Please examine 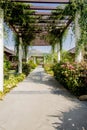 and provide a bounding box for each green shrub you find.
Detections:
[28,60,37,69]
[4,74,25,94]
[22,62,30,76]
[53,62,87,96]
[4,55,11,78]
[44,64,54,76]
[61,51,74,62]
[22,60,37,76]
